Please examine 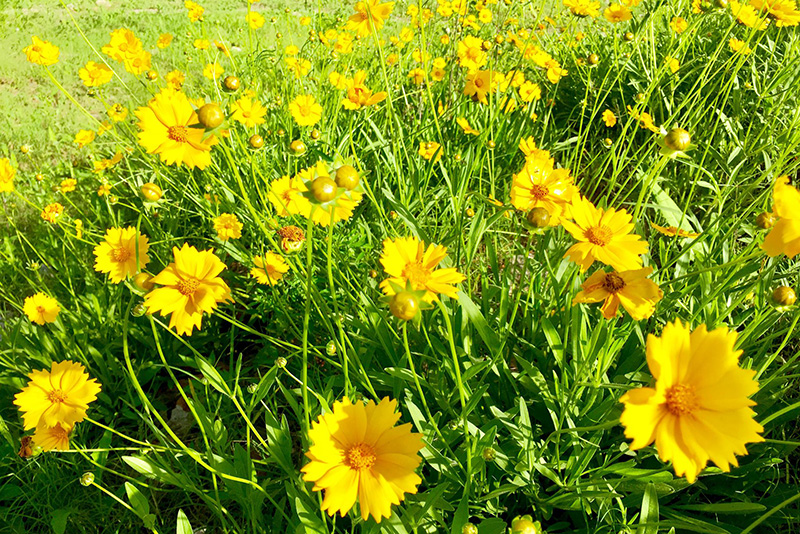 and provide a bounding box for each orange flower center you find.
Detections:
[344,443,377,470]
[47,389,67,404]
[36,305,46,315]
[402,262,431,287]
[602,272,626,293]
[177,278,200,295]
[585,225,613,246]
[475,78,485,88]
[529,184,549,200]
[168,125,189,143]
[111,247,131,263]
[665,384,698,415]
[51,425,69,439]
